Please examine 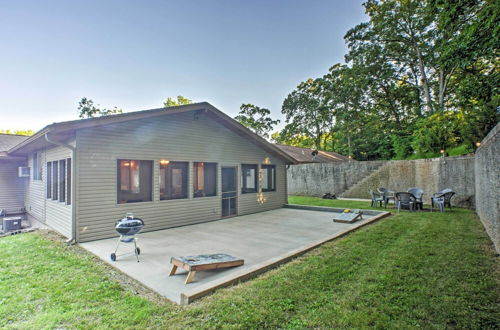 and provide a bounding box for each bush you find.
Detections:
[412,112,464,155]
